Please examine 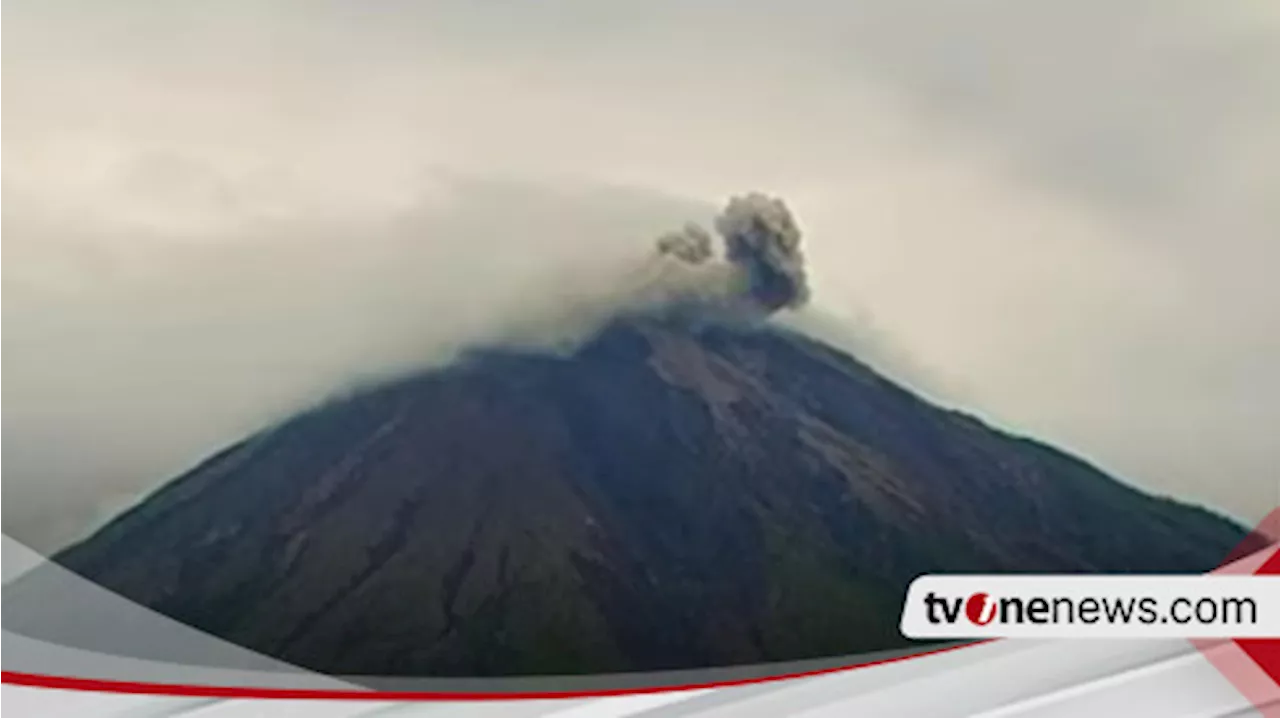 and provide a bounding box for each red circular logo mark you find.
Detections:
[965,592,995,625]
